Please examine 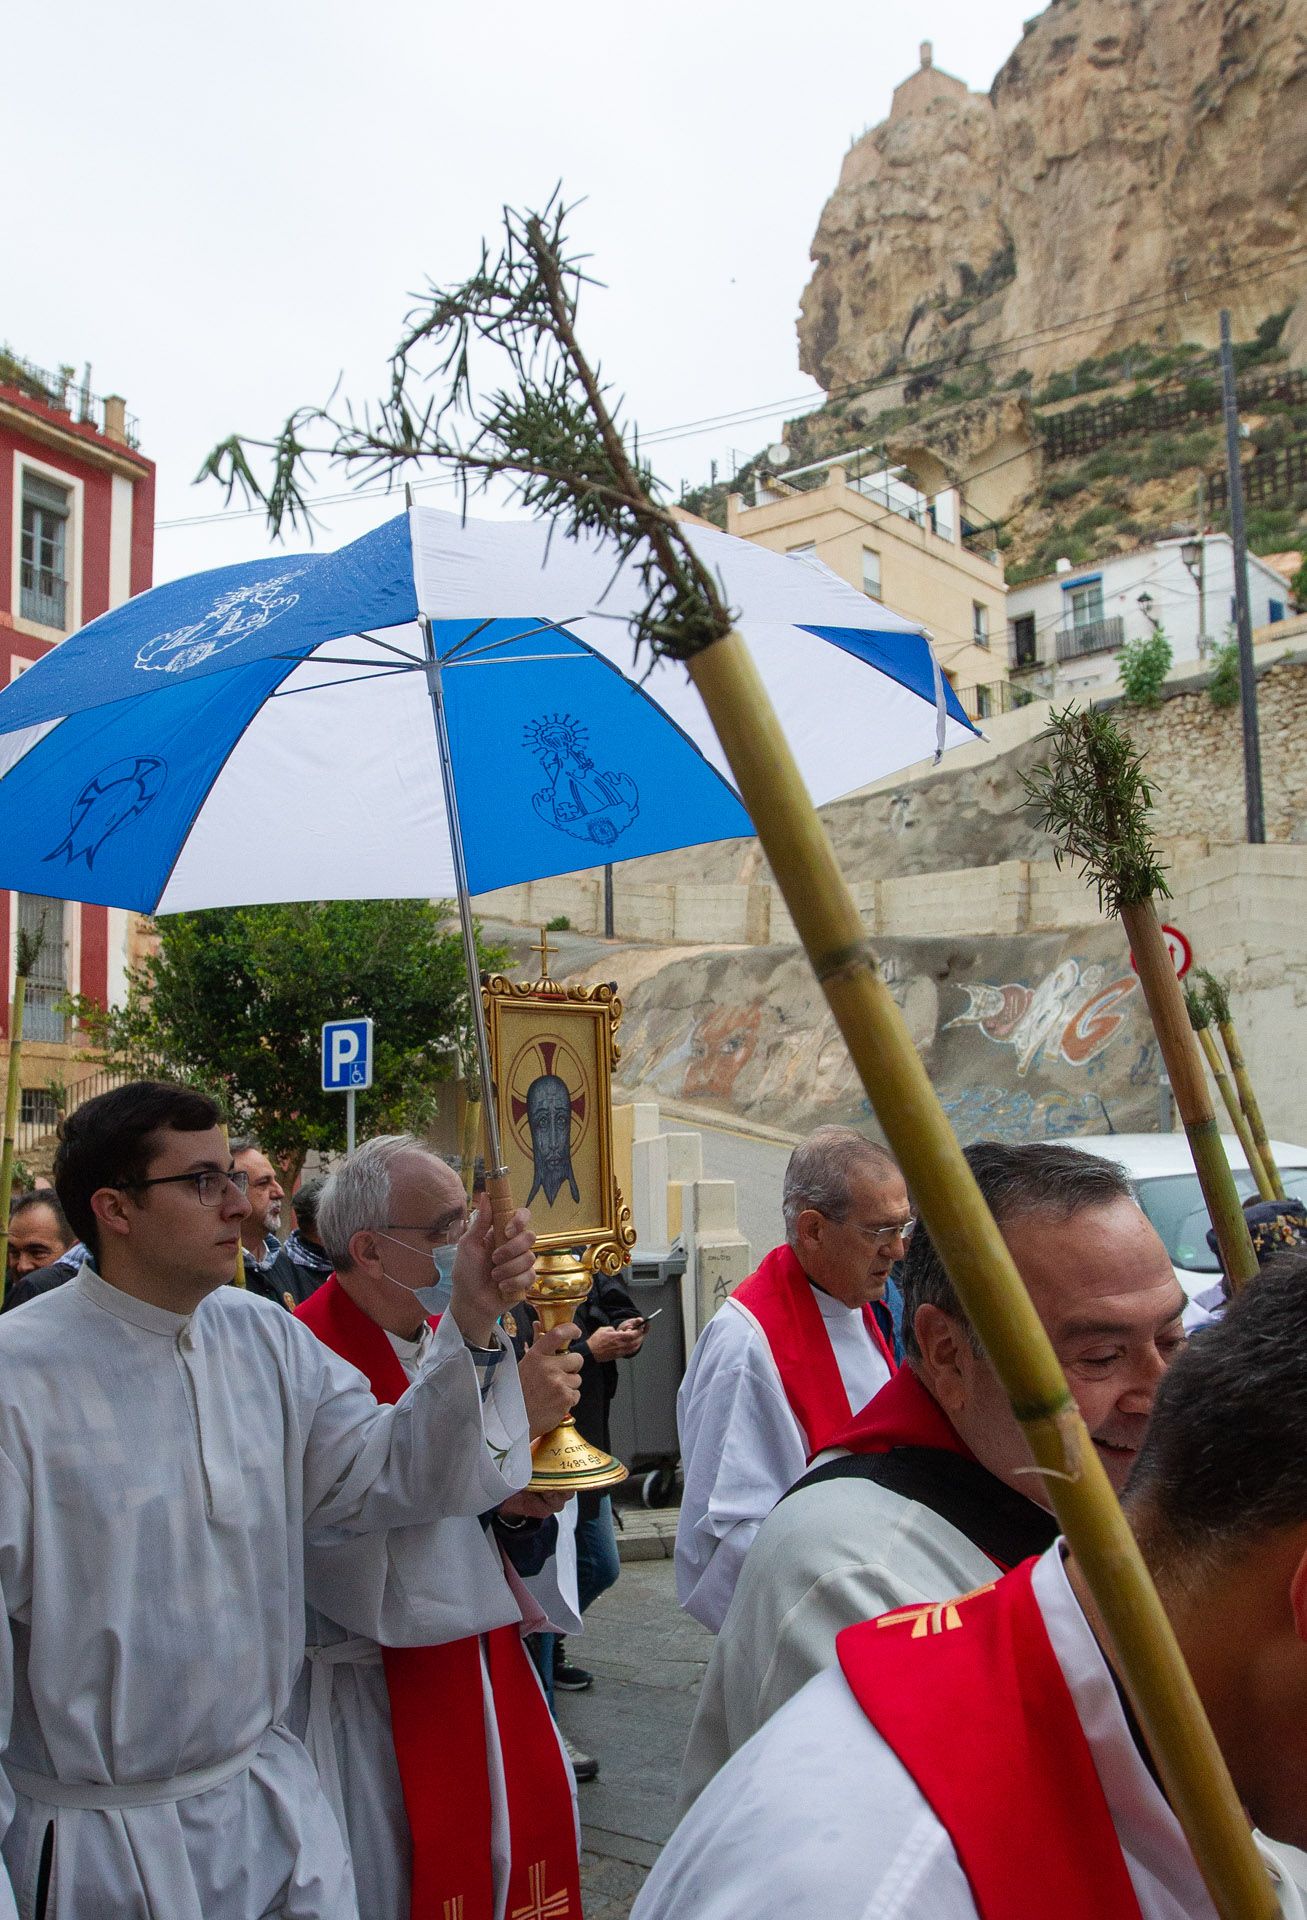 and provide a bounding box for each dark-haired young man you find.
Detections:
[0,1081,538,1920]
[680,1142,1186,1805]
[640,1263,1307,1920]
